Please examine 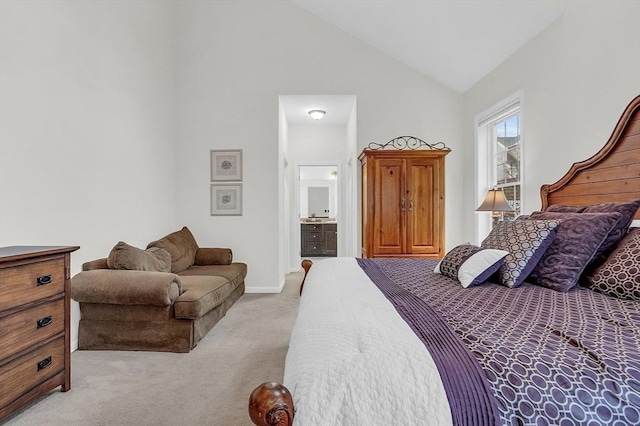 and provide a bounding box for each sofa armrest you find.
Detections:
[195,248,232,265]
[71,270,182,306]
[83,258,109,271]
